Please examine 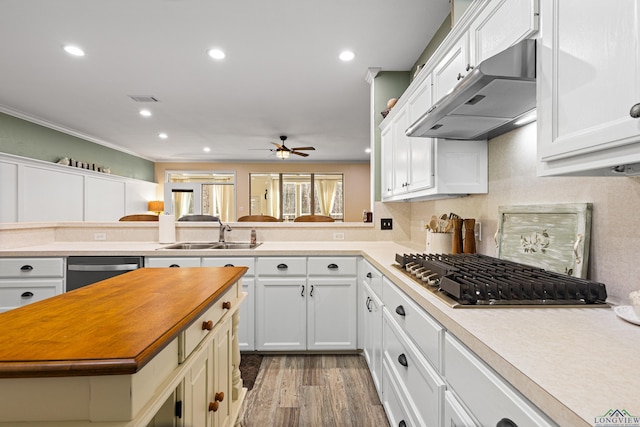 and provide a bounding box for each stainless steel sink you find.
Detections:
[157,242,261,250]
